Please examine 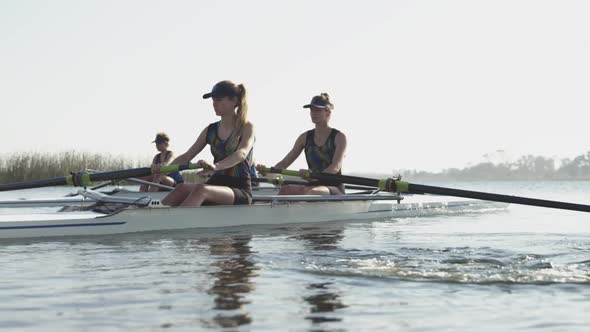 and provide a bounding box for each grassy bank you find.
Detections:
[0,151,206,184]
[0,152,144,183]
